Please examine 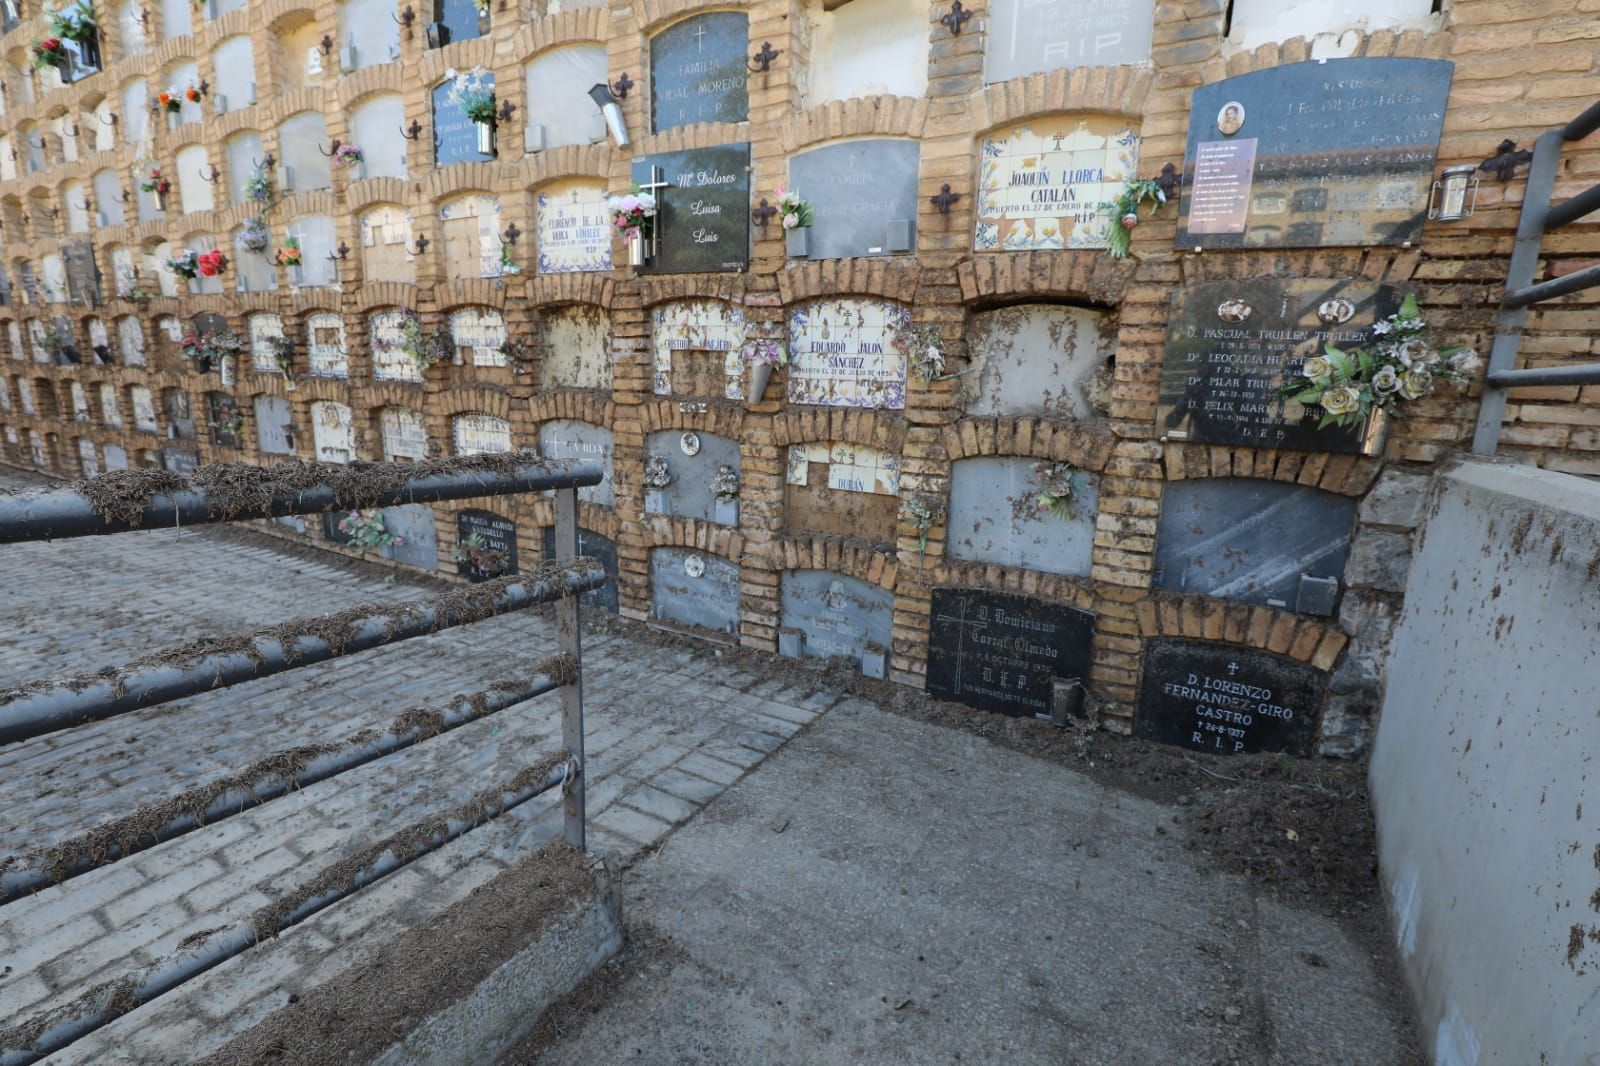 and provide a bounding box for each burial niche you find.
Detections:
[370,310,420,382]
[311,400,355,463]
[99,382,120,426]
[947,456,1098,577]
[538,419,613,505]
[787,297,908,409]
[306,312,347,378]
[456,509,517,582]
[381,504,439,571]
[524,45,607,151]
[380,406,428,460]
[787,141,919,260]
[650,548,740,635]
[785,441,900,543]
[538,305,611,390]
[984,0,1155,82]
[1153,479,1357,616]
[211,36,254,112]
[643,430,741,524]
[779,570,893,677]
[255,395,295,455]
[129,387,157,433]
[805,0,927,103]
[350,96,408,180]
[433,74,496,167]
[1136,639,1325,757]
[976,117,1139,253]
[360,205,415,283]
[540,526,620,613]
[535,180,610,274]
[248,313,285,374]
[650,13,748,133]
[339,0,401,70]
[449,308,507,367]
[439,194,502,281]
[278,112,333,193]
[453,413,512,455]
[963,304,1115,418]
[651,298,743,401]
